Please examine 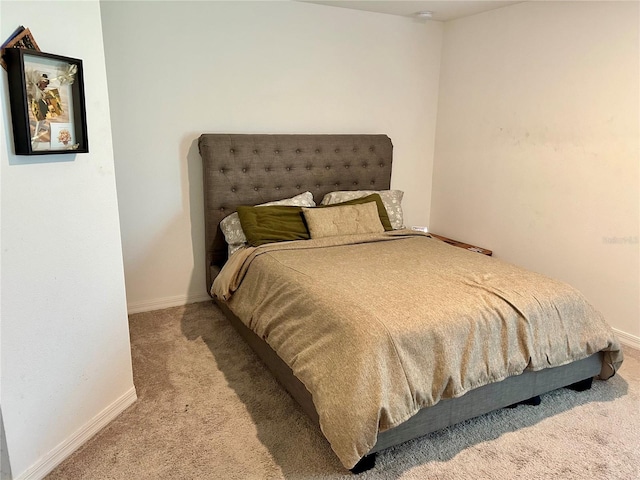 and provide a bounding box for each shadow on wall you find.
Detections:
[125,135,206,310]
[6,153,76,165]
[1,406,12,480]
[125,213,194,310]
[182,135,206,300]
[179,301,629,477]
